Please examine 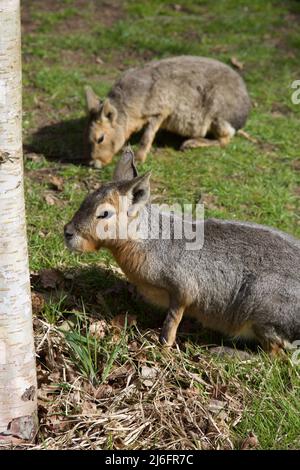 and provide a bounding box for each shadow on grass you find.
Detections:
[32,264,166,329]
[69,265,165,329]
[25,116,185,165]
[154,129,185,150]
[33,264,260,354]
[25,117,89,164]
